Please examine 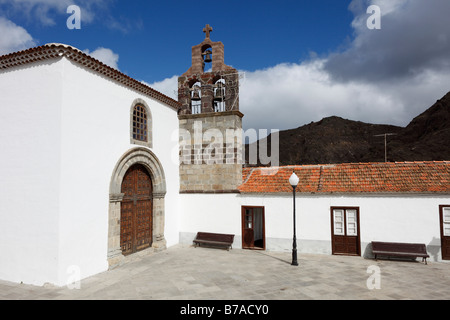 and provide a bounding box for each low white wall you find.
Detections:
[180,193,449,262]
[179,193,242,246]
